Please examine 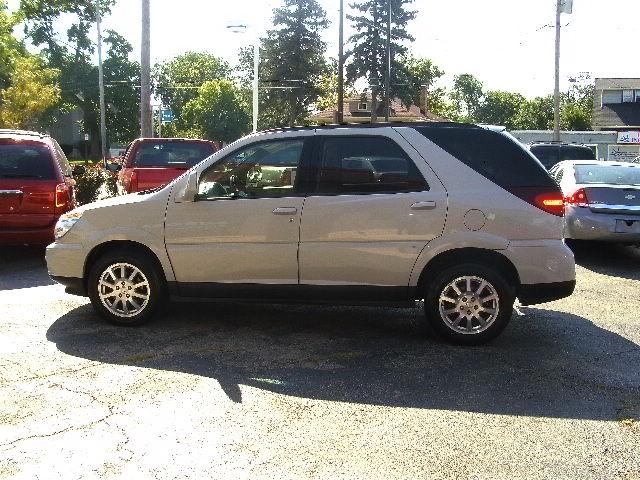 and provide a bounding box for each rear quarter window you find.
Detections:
[0,143,55,180]
[416,127,557,189]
